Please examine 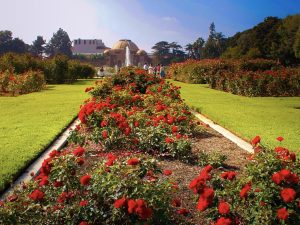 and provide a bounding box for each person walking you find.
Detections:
[148,63,154,75]
[156,64,161,77]
[160,64,165,78]
[143,63,148,71]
